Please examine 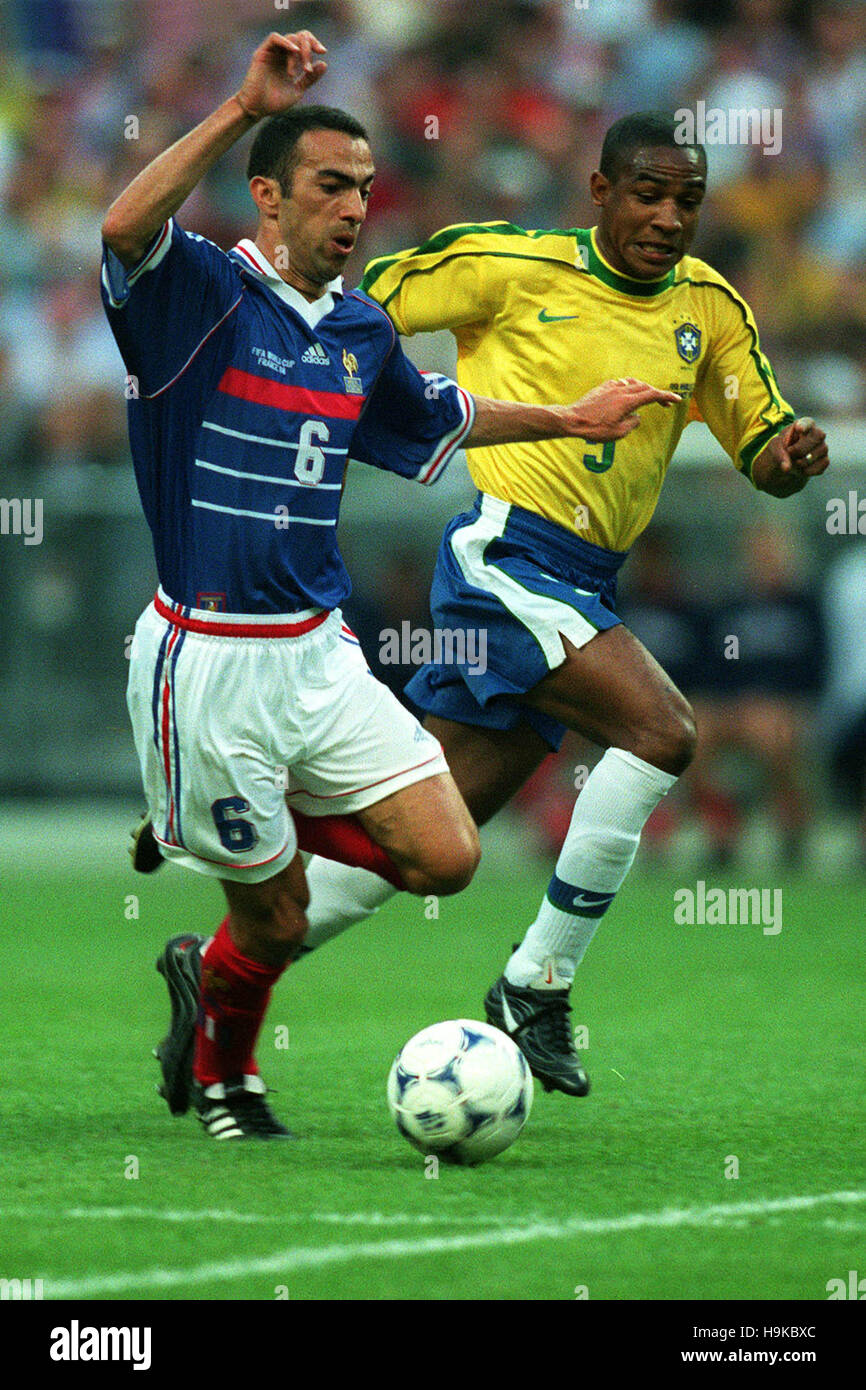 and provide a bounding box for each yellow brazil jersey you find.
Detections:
[359,223,795,551]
